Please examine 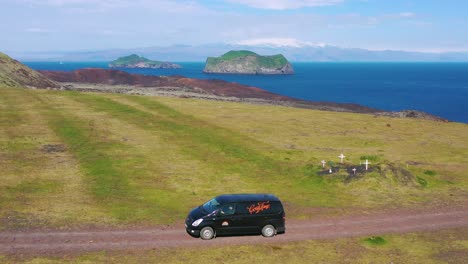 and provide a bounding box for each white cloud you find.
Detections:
[226,0,343,10]
[234,38,326,47]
